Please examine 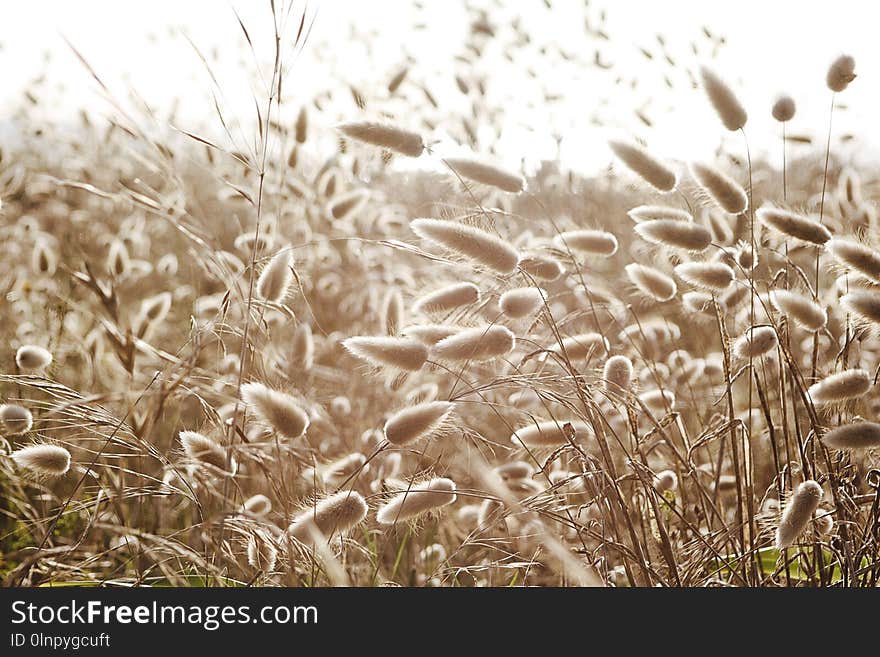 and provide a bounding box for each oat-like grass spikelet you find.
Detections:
[1,404,33,434]
[822,421,880,450]
[499,287,547,318]
[756,207,831,245]
[553,333,609,360]
[10,443,71,477]
[627,205,692,223]
[337,121,424,157]
[608,139,677,192]
[689,162,748,214]
[625,263,677,301]
[380,287,404,335]
[401,324,461,346]
[384,401,455,446]
[554,229,618,256]
[807,369,871,405]
[699,66,748,131]
[770,291,827,331]
[431,325,515,361]
[674,261,735,291]
[721,283,749,311]
[518,253,564,281]
[603,355,633,393]
[343,336,428,371]
[242,494,272,518]
[733,326,778,359]
[776,480,823,549]
[634,219,712,252]
[179,431,227,470]
[288,491,369,542]
[410,218,520,274]
[444,157,525,193]
[376,477,457,524]
[511,419,592,447]
[826,55,856,92]
[840,290,880,325]
[16,345,52,372]
[772,95,796,122]
[412,282,480,314]
[682,291,714,315]
[241,382,310,438]
[256,248,293,303]
[141,292,173,323]
[826,237,880,284]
